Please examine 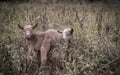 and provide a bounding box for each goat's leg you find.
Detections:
[37,51,41,67]
[26,46,34,72]
[40,35,51,71]
[28,45,34,56]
